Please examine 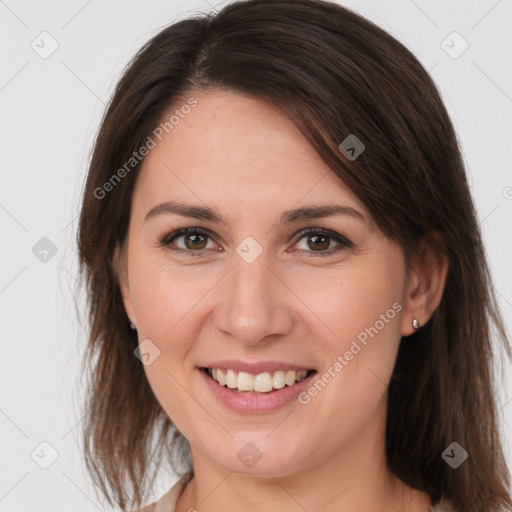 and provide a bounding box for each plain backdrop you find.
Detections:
[1,0,511,510]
